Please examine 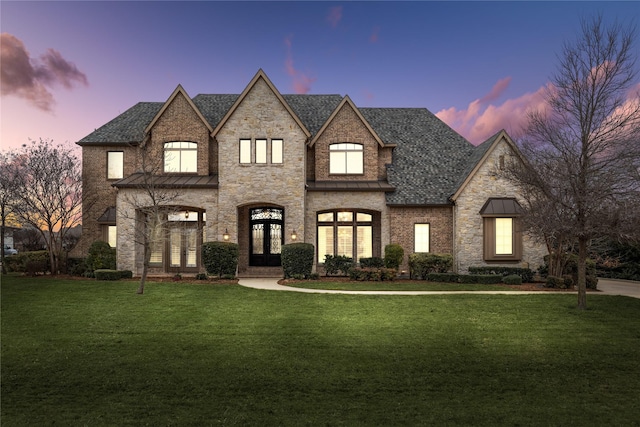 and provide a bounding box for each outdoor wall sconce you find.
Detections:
[291,230,297,241]
[184,210,190,219]
[223,229,230,241]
